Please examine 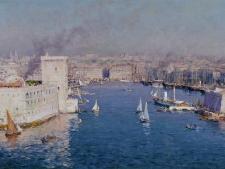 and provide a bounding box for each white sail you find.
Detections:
[79,79,84,86]
[173,86,176,101]
[84,98,89,102]
[164,92,168,100]
[92,99,99,111]
[150,90,153,95]
[137,98,142,111]
[139,112,145,119]
[143,102,149,120]
[16,124,23,132]
[77,88,82,100]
